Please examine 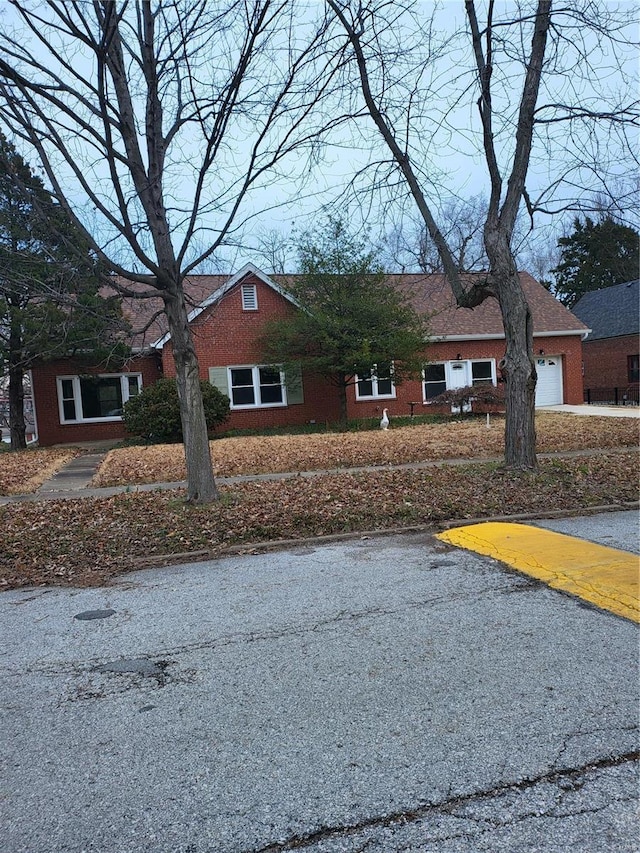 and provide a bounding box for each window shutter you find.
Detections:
[285,364,304,405]
[208,367,229,398]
